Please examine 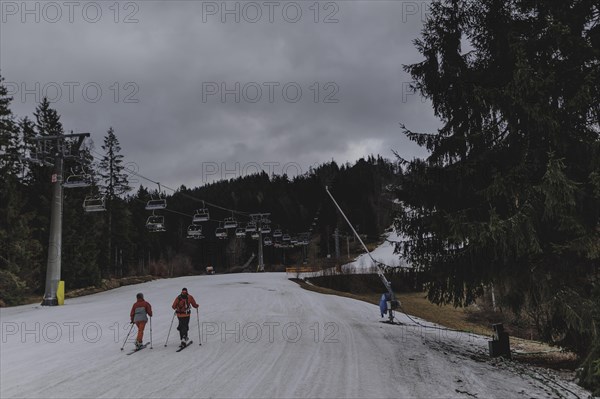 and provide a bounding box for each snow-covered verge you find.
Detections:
[341,230,408,273]
[291,230,408,278]
[0,273,593,399]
